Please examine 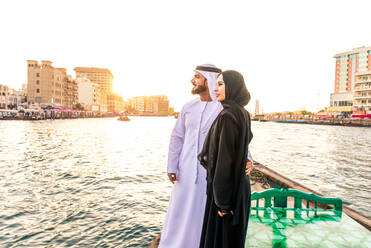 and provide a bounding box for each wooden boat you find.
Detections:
[148,162,371,247]
[118,116,131,121]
